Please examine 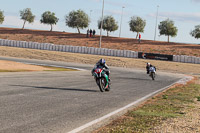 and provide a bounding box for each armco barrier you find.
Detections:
[191,56,195,64]
[173,55,177,62]
[0,39,199,64]
[173,55,200,64]
[187,56,192,63]
[180,55,185,63]
[178,55,181,62]
[124,50,128,57]
[126,50,130,57]
[97,48,101,55]
[100,48,105,55]
[10,40,13,47]
[110,49,114,56]
[8,40,11,46]
[113,50,117,57]
[87,47,91,54]
[195,57,199,64]
[61,45,64,51]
